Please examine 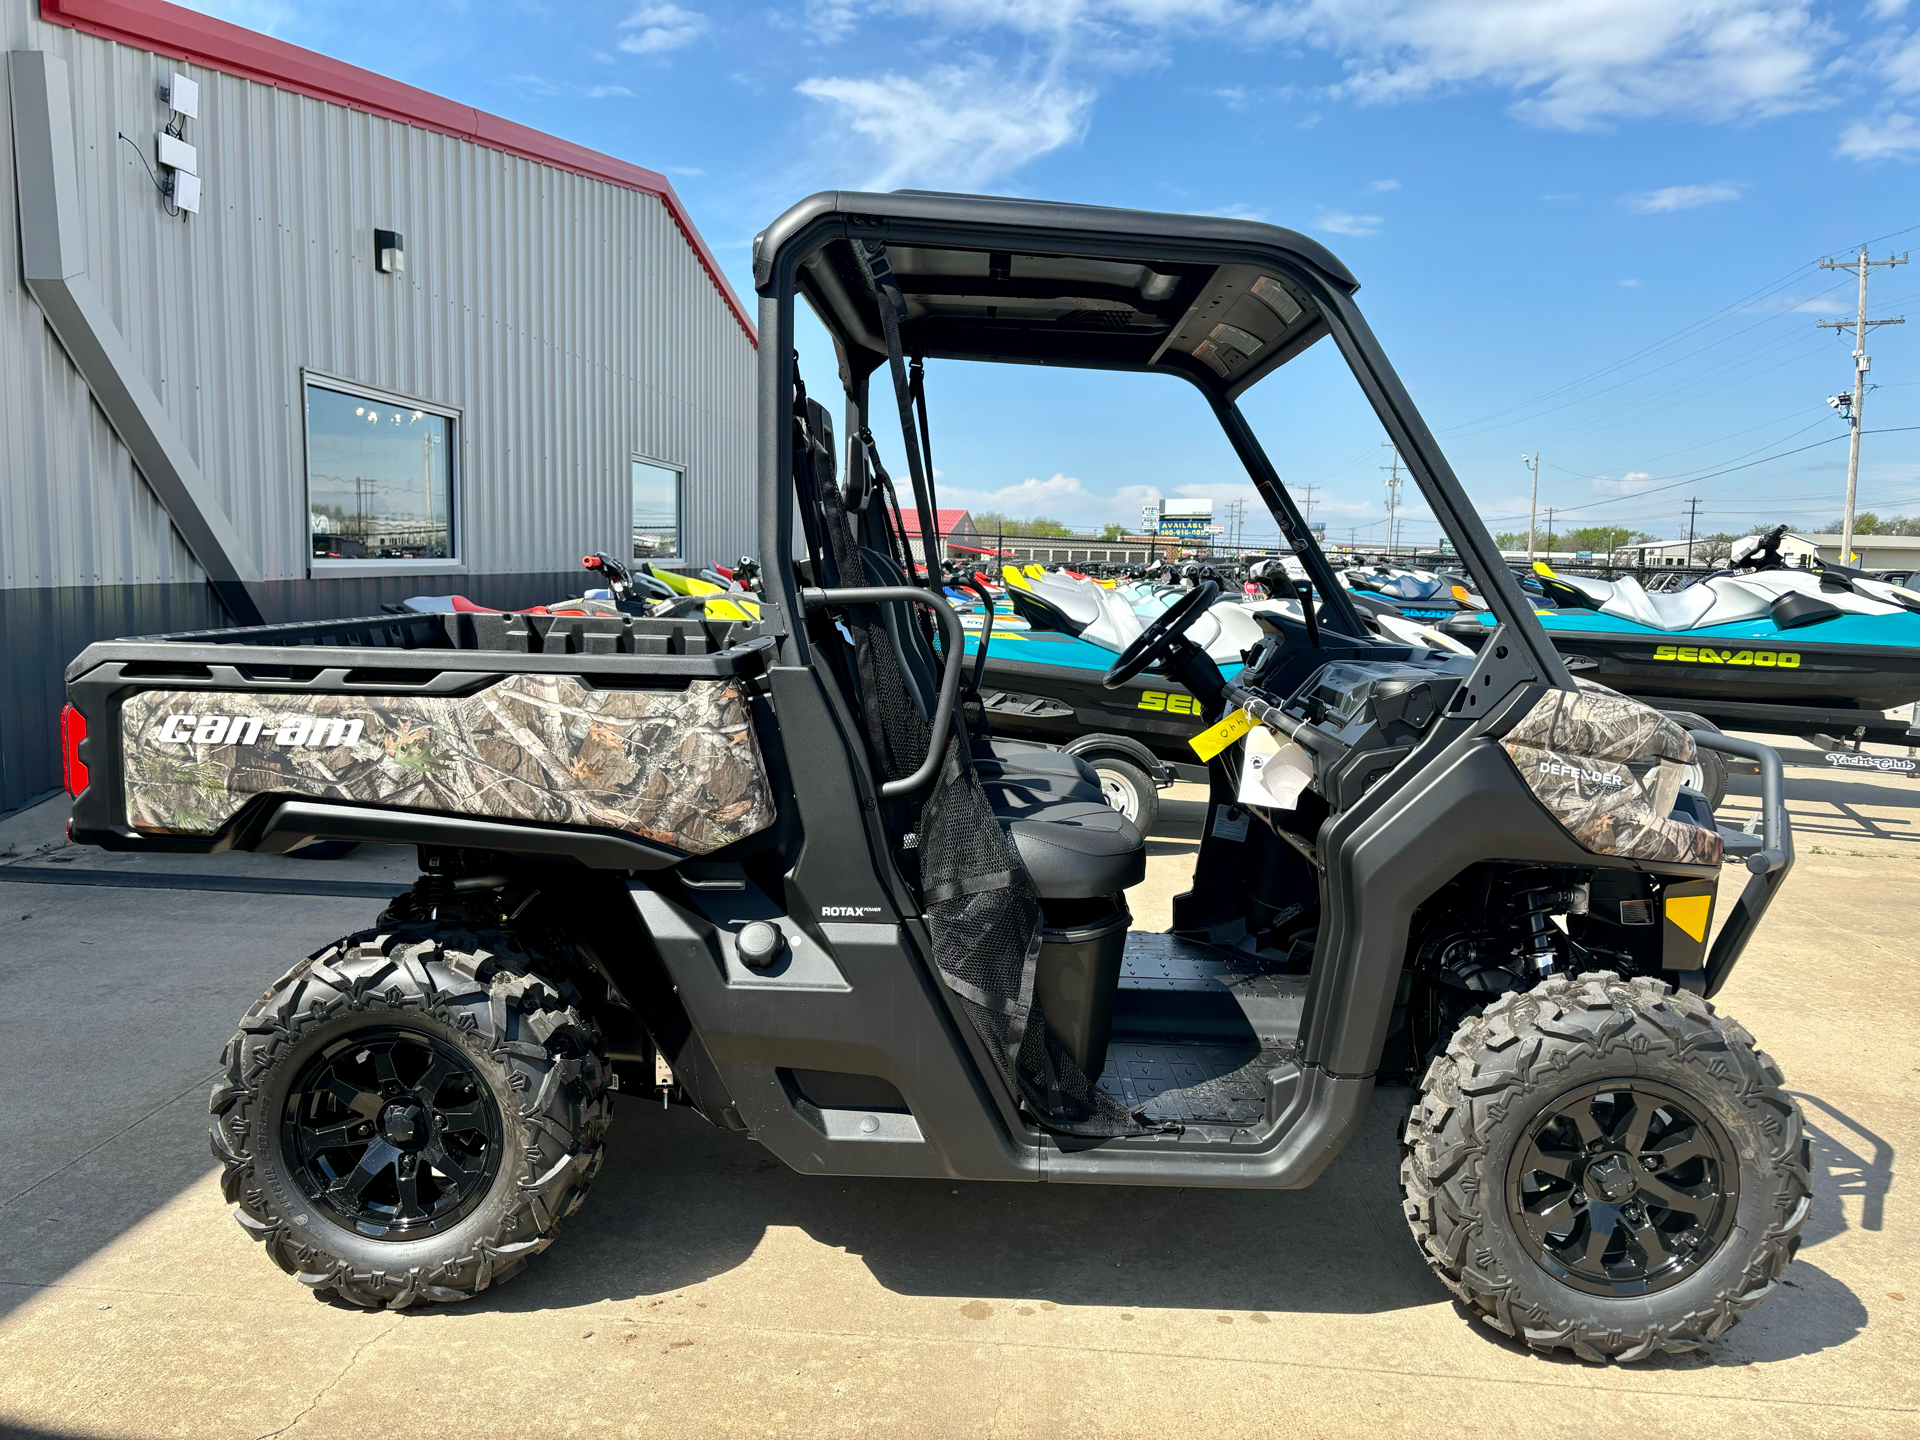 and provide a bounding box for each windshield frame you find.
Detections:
[753,191,1572,690]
